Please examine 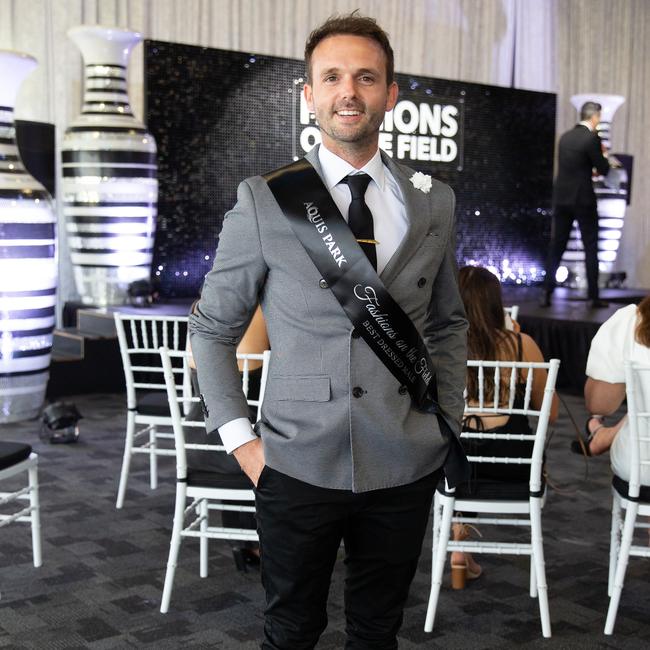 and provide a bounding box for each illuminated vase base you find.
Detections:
[75,265,151,306]
[0,374,48,423]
